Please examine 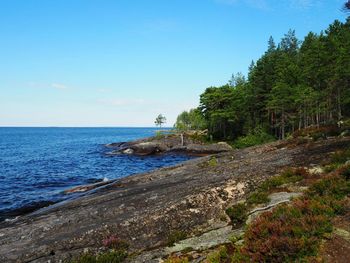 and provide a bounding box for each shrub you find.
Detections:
[225,203,248,227]
[102,236,128,251]
[231,174,349,262]
[234,127,275,149]
[247,191,270,205]
[206,246,228,263]
[167,230,187,246]
[164,256,189,263]
[330,149,350,165]
[337,165,350,180]
[306,176,350,200]
[240,198,334,262]
[71,251,127,263]
[292,125,341,139]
